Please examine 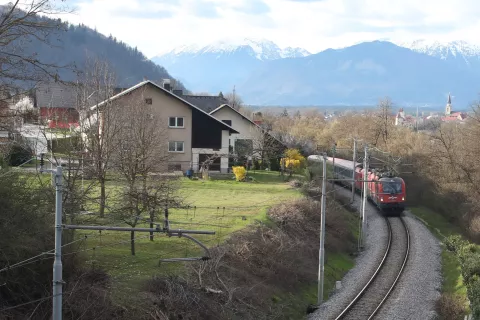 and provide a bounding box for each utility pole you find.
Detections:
[318,153,327,305]
[351,139,356,203]
[232,85,236,110]
[416,105,419,132]
[40,155,64,320]
[52,166,63,320]
[332,143,336,200]
[361,145,368,248]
